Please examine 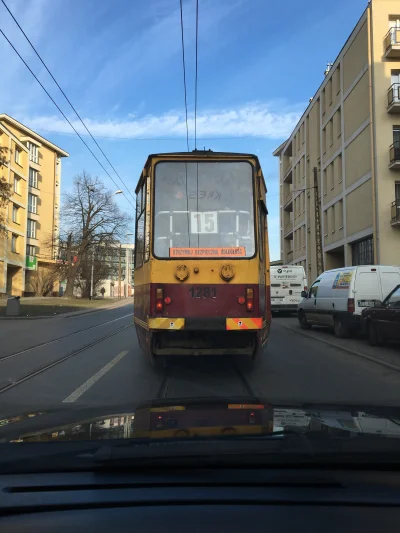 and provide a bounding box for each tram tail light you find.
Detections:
[164,296,172,305]
[246,288,253,312]
[156,288,163,312]
[238,296,245,305]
